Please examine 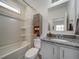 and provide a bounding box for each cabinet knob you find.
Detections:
[63,50,64,59]
[53,48,54,56]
